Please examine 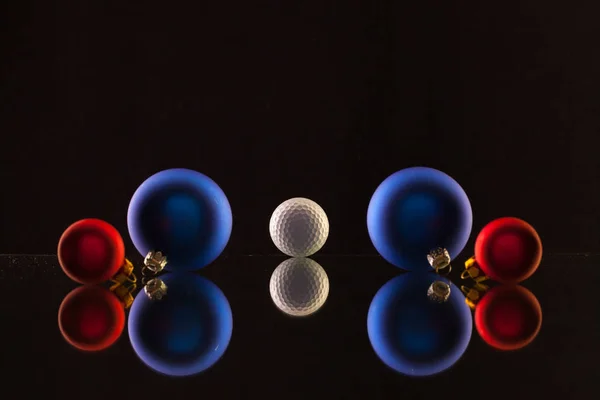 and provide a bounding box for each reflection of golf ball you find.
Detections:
[269,198,329,257]
[269,258,329,317]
